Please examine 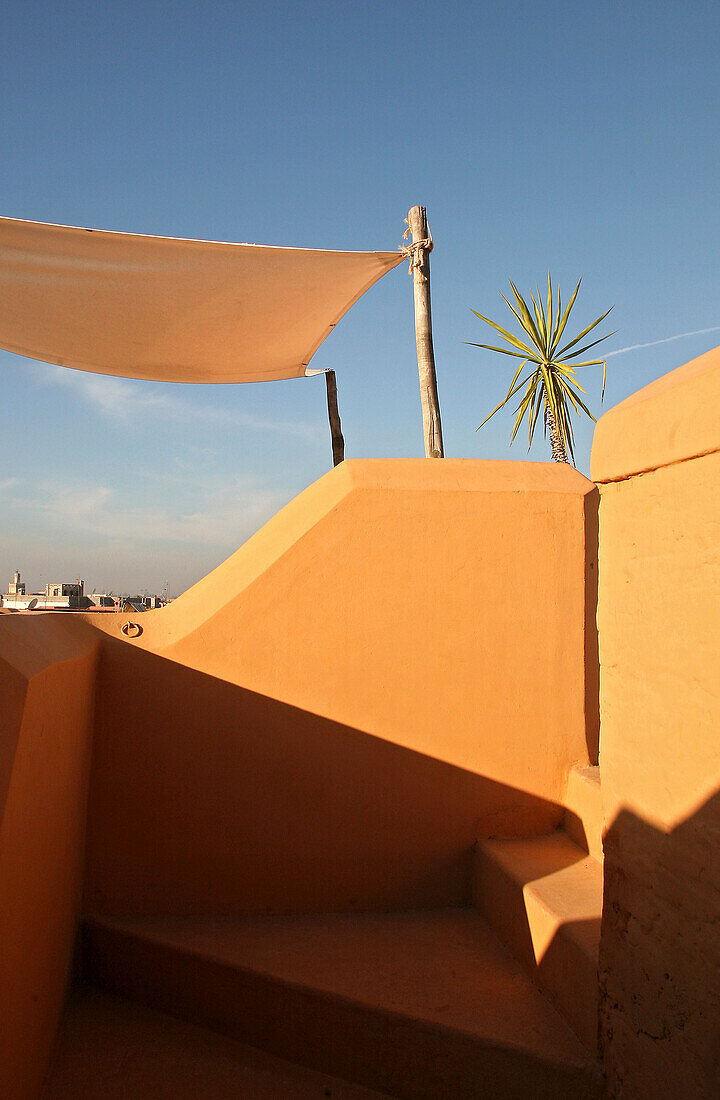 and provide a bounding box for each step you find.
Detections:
[81,909,602,1098]
[43,984,389,1098]
[473,833,602,1052]
[564,765,603,862]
